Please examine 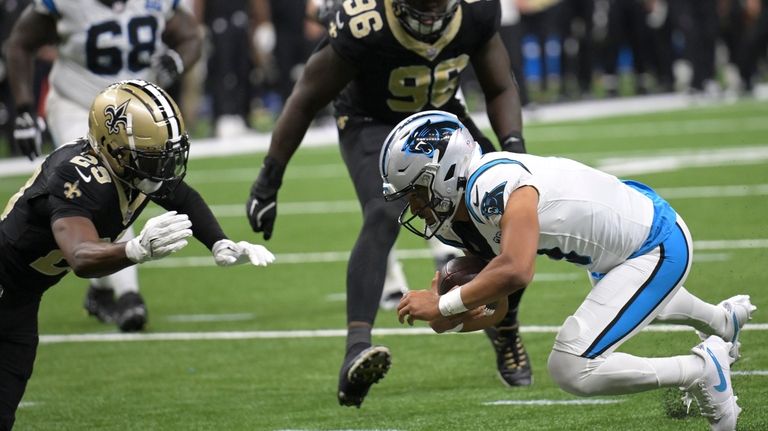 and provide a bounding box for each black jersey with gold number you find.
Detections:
[327,0,499,124]
[0,140,150,293]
